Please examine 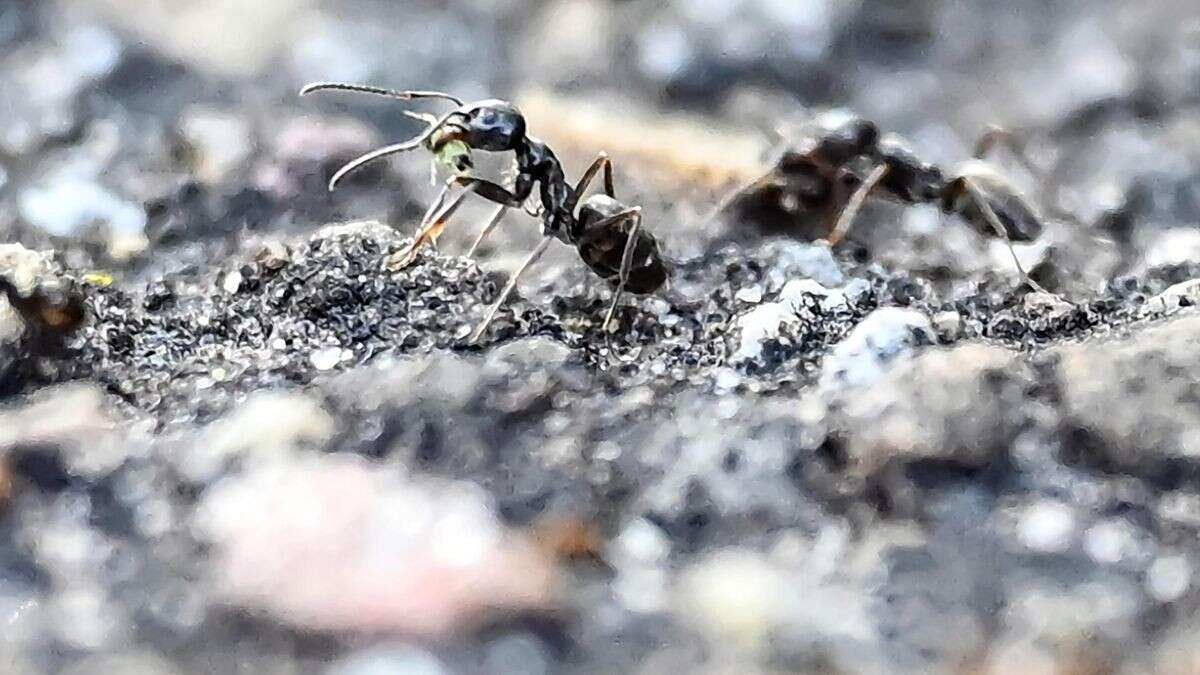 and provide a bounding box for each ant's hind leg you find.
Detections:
[601,209,644,333]
[470,234,555,344]
[573,152,615,199]
[825,164,889,246]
